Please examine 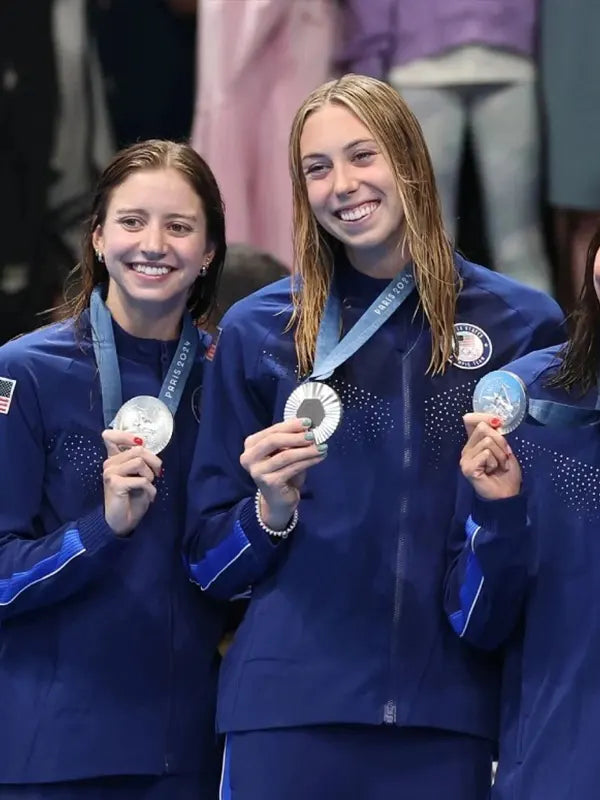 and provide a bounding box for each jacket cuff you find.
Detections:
[238,497,287,561]
[471,493,528,534]
[77,506,125,554]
